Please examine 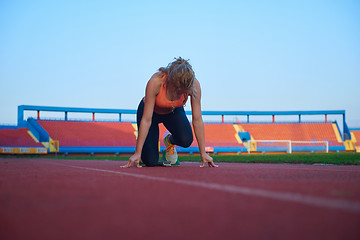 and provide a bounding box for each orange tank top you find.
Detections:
[154,75,188,114]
